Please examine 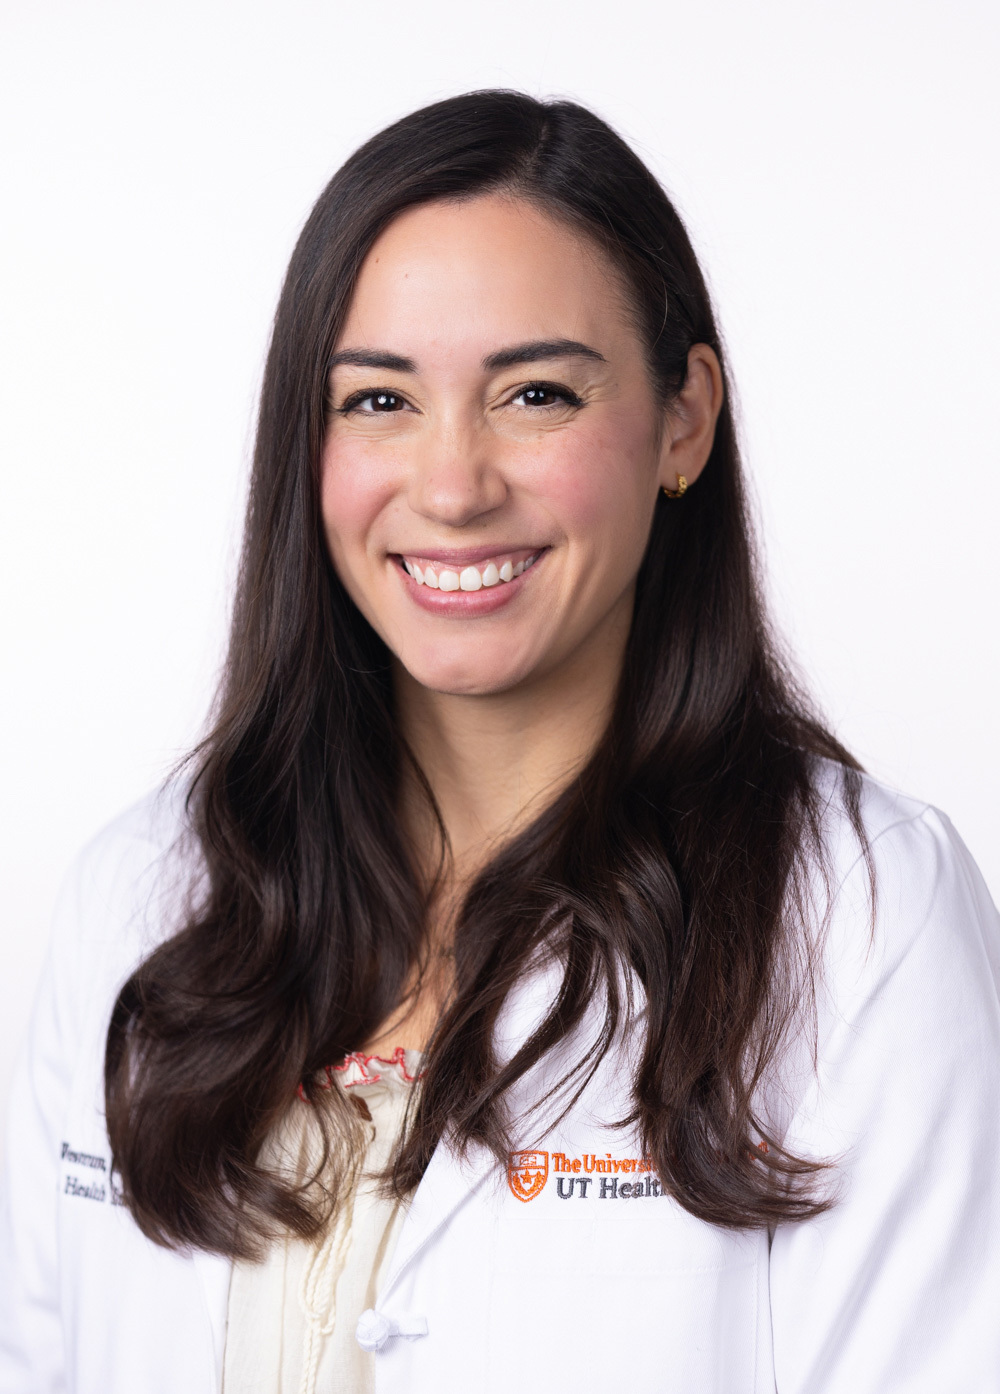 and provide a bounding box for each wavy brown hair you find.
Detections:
[105,89,866,1257]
